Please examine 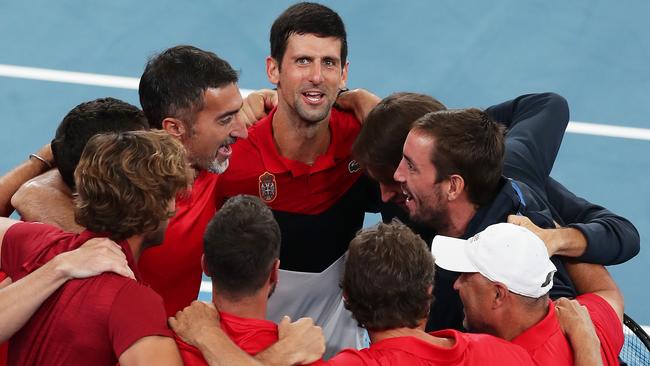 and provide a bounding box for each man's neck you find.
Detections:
[438,199,478,238]
[494,301,549,341]
[271,105,331,165]
[369,321,455,348]
[212,289,268,320]
[125,235,144,261]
